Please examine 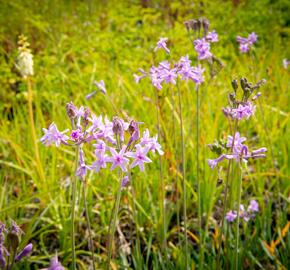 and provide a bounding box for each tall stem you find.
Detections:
[196,85,204,268]
[71,145,79,270]
[154,89,167,251]
[83,181,96,270]
[235,165,243,270]
[177,82,188,269]
[27,78,45,182]
[107,172,123,269]
[216,121,238,269]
